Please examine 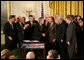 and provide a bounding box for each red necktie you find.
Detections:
[46,21,48,27]
[41,25,42,31]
